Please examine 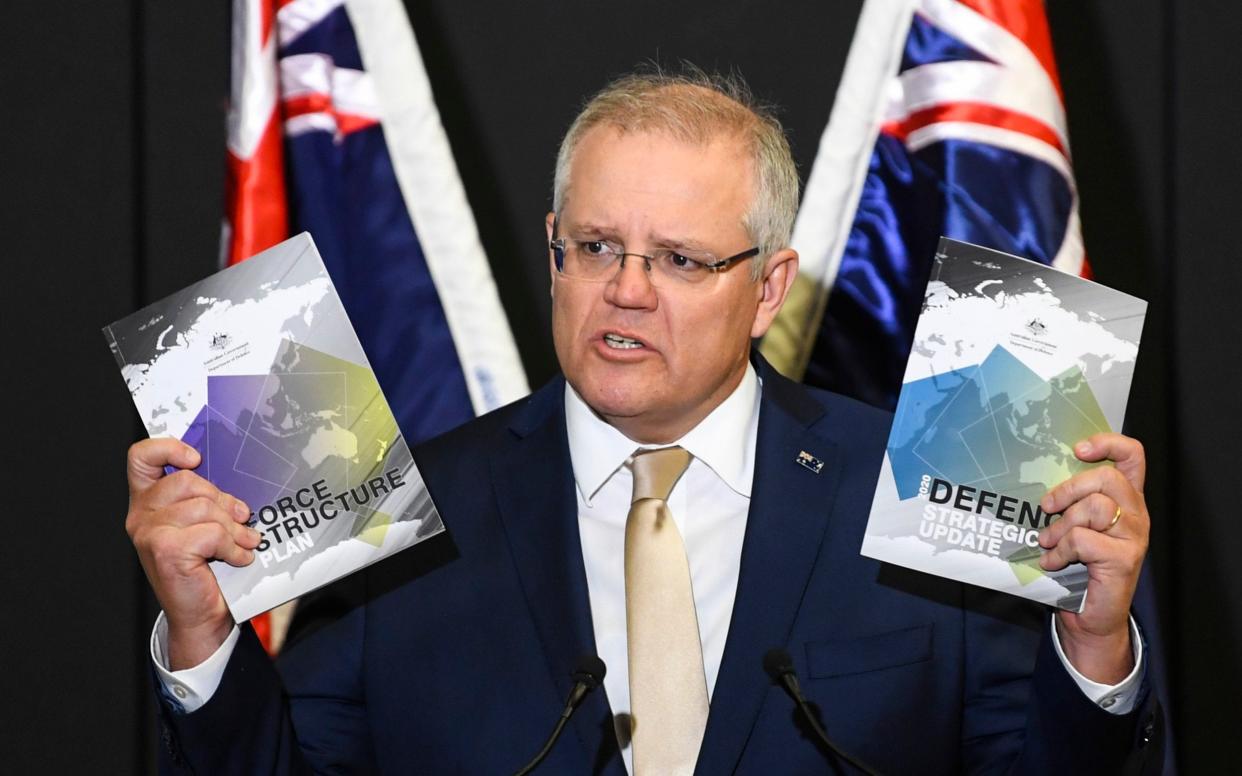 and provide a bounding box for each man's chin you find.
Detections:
[578,390,644,422]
